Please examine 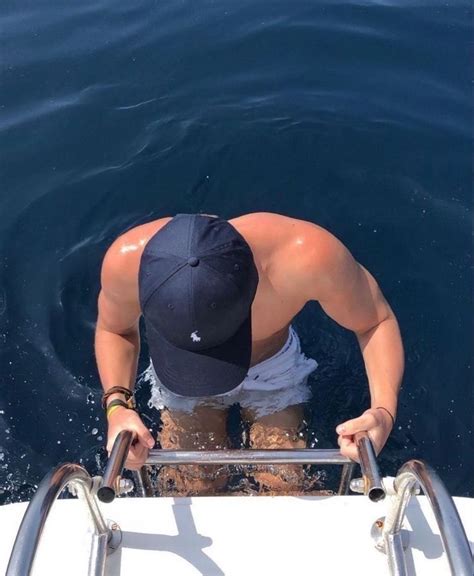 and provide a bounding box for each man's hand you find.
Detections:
[106,408,155,470]
[336,408,393,462]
